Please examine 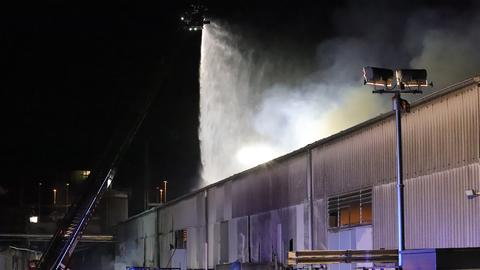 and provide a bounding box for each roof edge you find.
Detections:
[122,75,480,223]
